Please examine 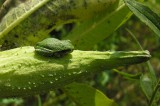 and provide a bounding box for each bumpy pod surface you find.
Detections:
[0,47,150,97]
